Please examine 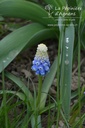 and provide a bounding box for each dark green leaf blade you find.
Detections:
[40,57,58,109]
[0,23,56,72]
[0,0,56,26]
[60,23,75,119]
